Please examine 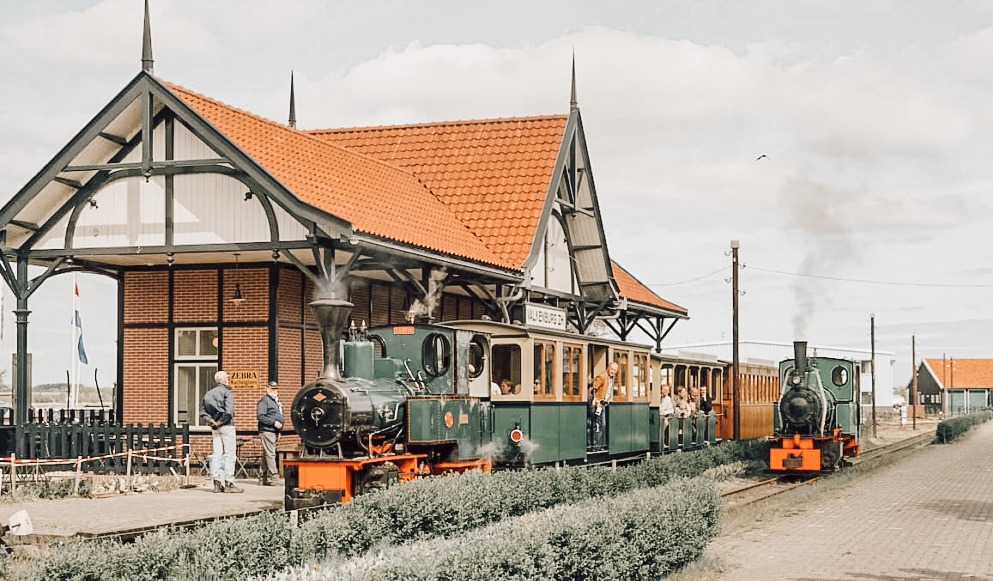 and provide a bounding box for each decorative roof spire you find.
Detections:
[570,51,577,111]
[288,71,297,129]
[141,0,154,73]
